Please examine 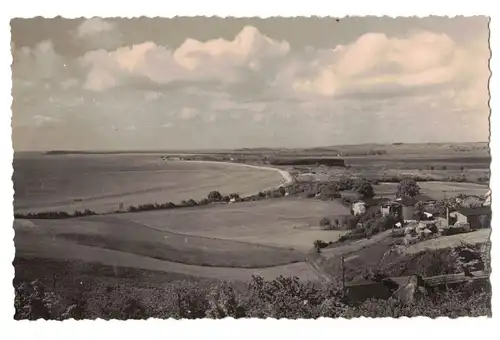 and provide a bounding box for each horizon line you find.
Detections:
[13,140,490,154]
